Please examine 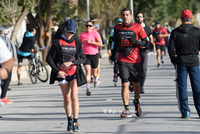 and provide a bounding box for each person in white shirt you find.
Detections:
[0,38,14,111]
